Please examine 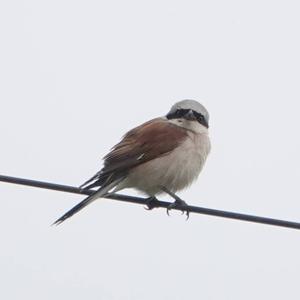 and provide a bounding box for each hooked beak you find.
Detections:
[201,118,209,128]
[184,109,197,121]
